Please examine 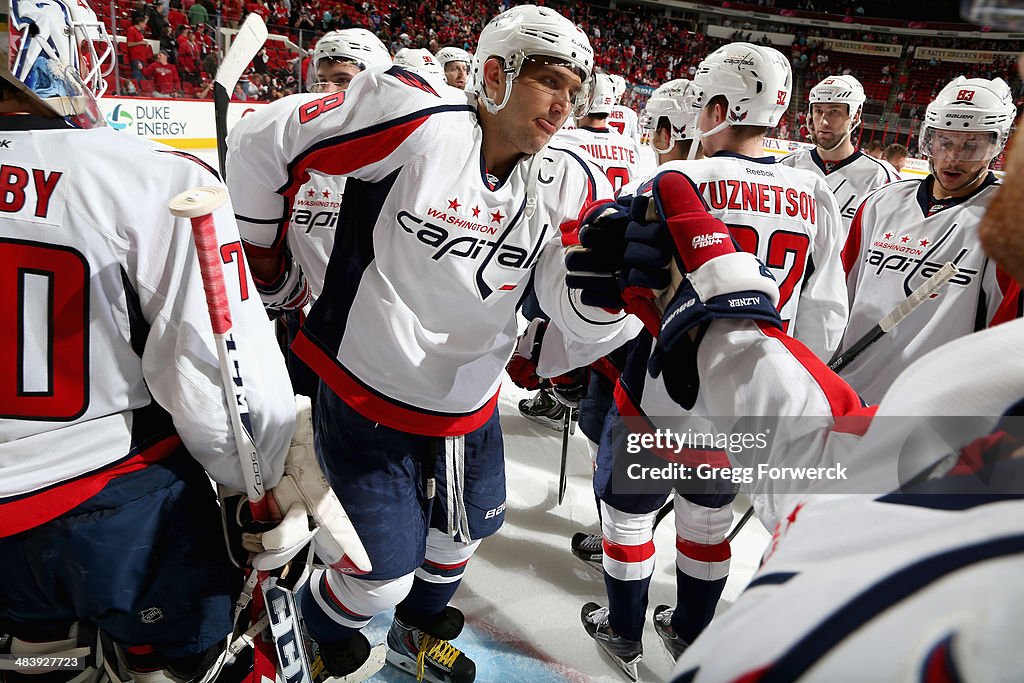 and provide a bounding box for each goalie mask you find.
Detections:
[474,4,595,117]
[2,0,114,128]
